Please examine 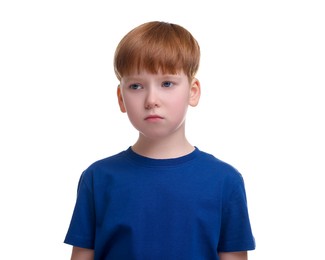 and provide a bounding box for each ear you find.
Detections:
[189,78,201,107]
[117,85,127,113]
